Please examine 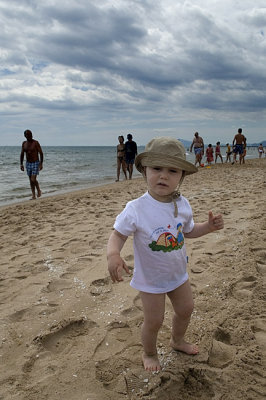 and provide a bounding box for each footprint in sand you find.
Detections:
[252,319,266,354]
[256,261,266,276]
[230,275,257,300]
[121,305,142,319]
[9,308,29,322]
[90,277,112,296]
[124,369,156,396]
[44,279,72,293]
[191,259,208,274]
[191,240,206,250]
[34,317,98,354]
[250,248,266,277]
[95,346,141,389]
[120,293,143,319]
[208,327,236,368]
[93,321,132,361]
[250,247,266,264]
[126,366,216,400]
